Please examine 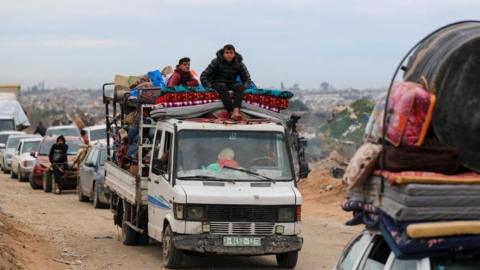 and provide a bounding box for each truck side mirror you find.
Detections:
[30,151,38,158]
[297,138,310,179]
